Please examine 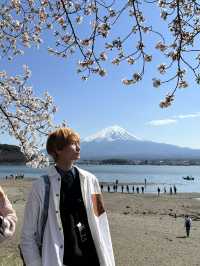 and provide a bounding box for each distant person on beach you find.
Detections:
[100,184,103,192]
[173,185,177,194]
[164,187,167,194]
[170,186,173,195]
[184,215,192,237]
[0,186,17,243]
[20,127,115,266]
[144,178,147,187]
[115,180,118,192]
[136,187,139,194]
[141,186,144,193]
[113,184,115,193]
[121,185,124,193]
[157,187,160,196]
[126,185,129,193]
[132,185,135,193]
[108,185,111,193]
